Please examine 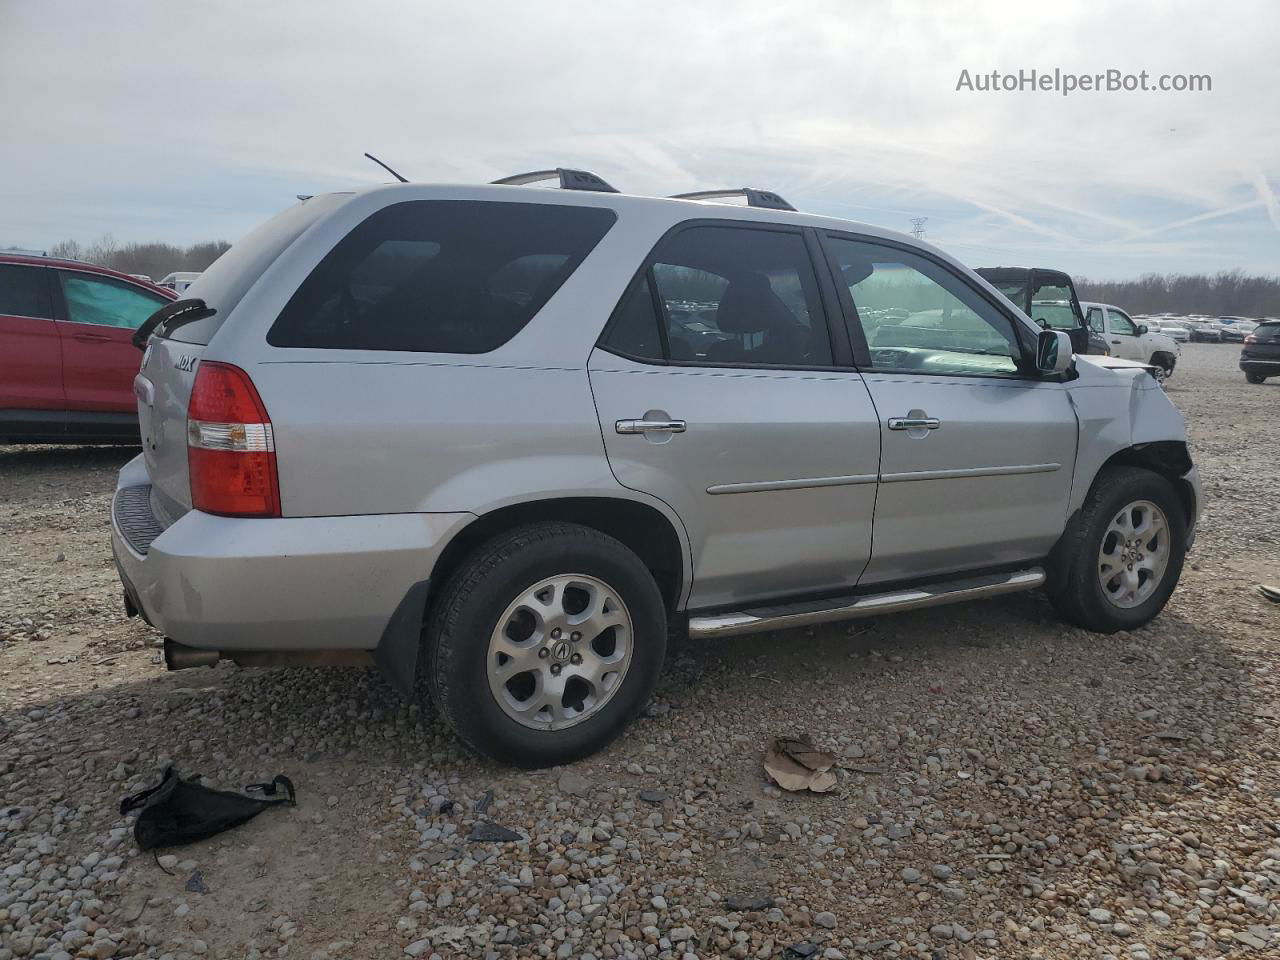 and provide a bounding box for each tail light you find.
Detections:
[186,361,281,517]
[1244,334,1258,344]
